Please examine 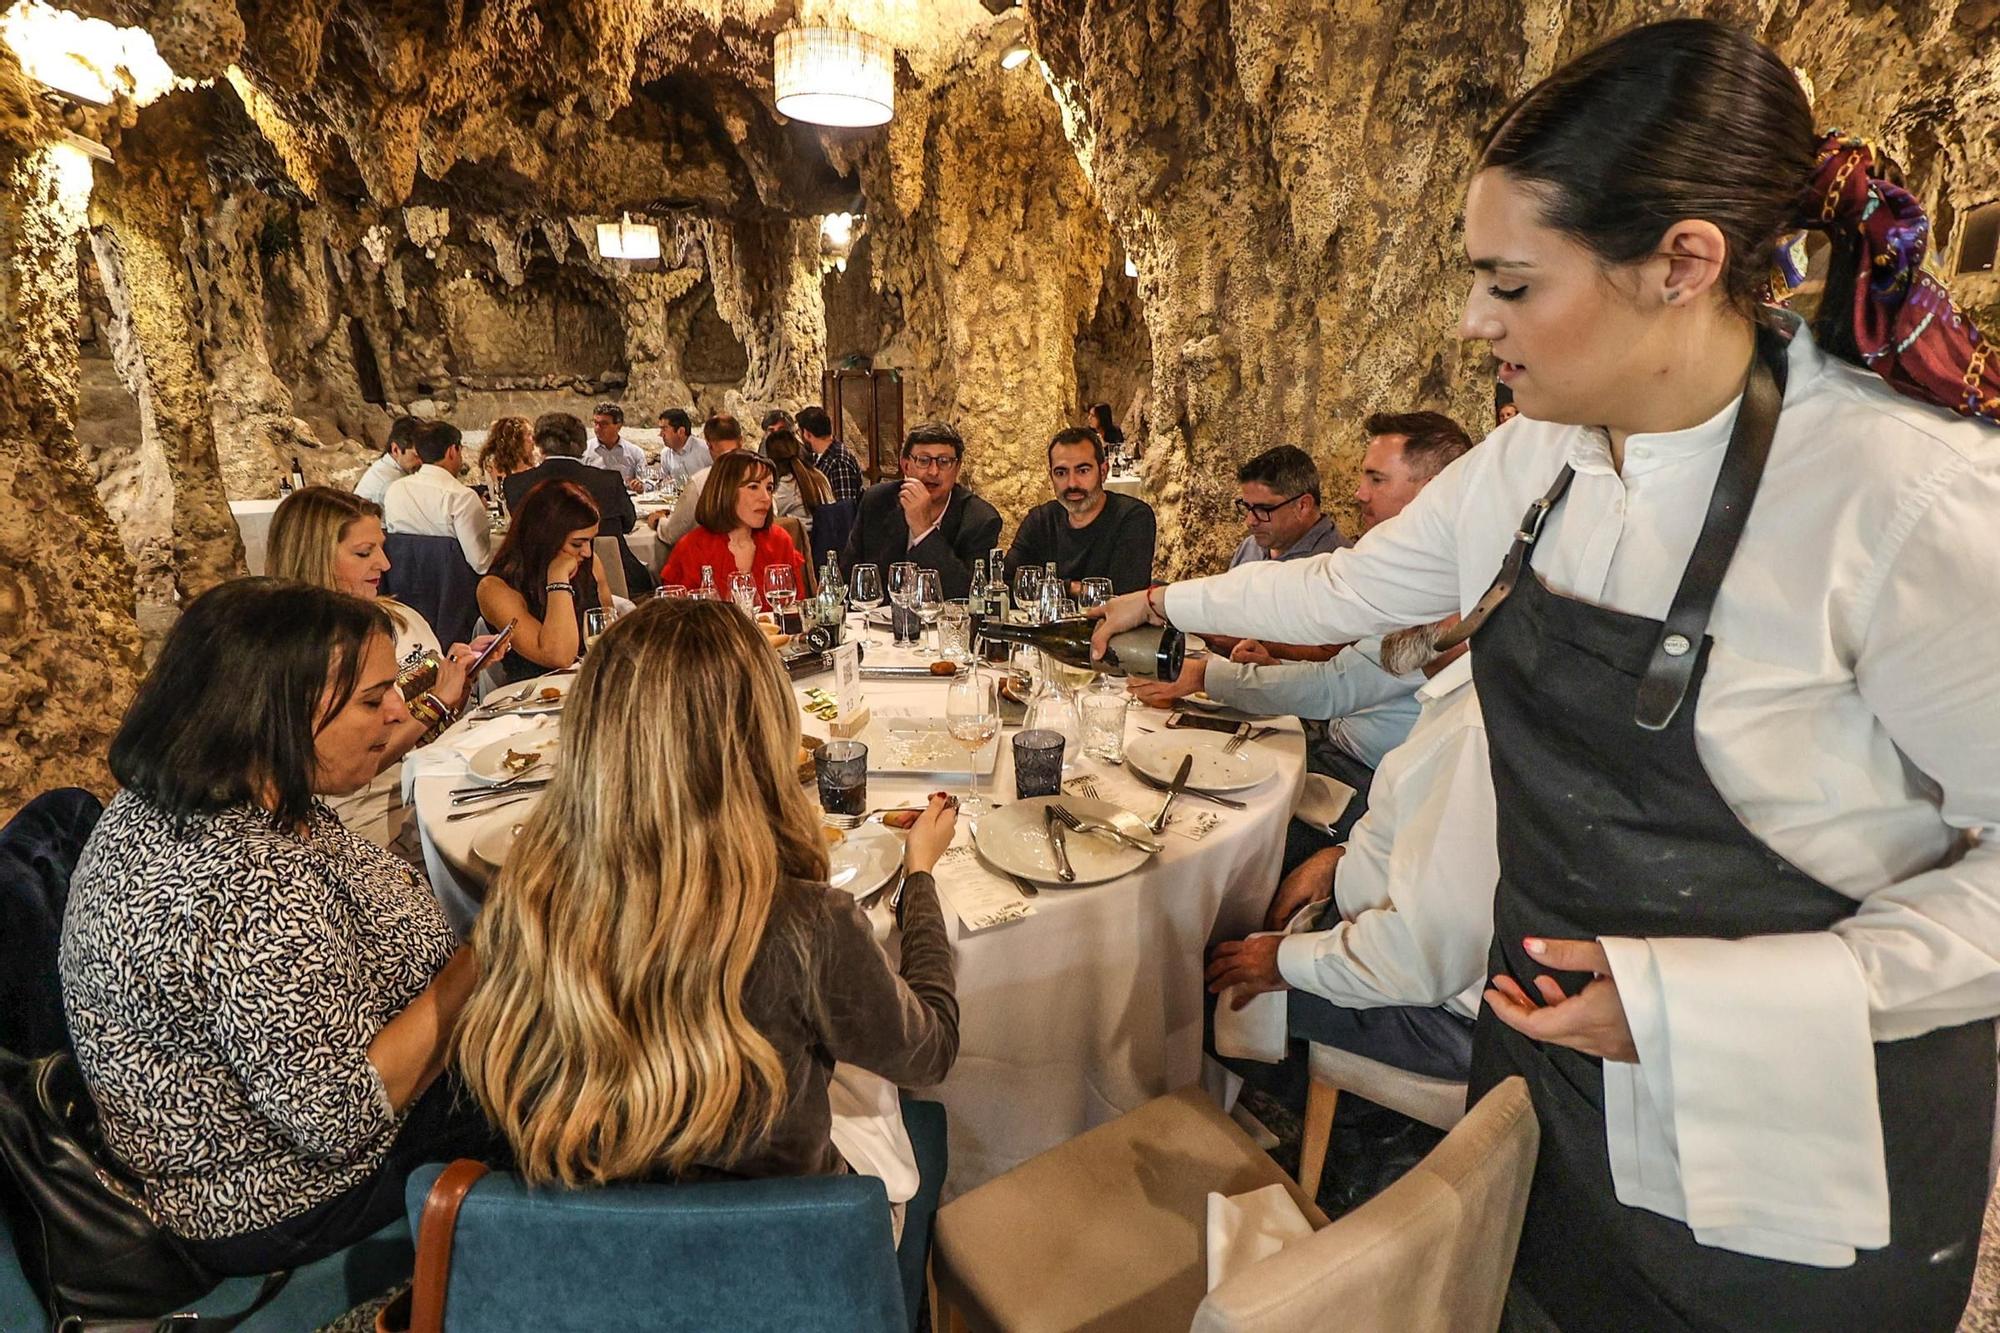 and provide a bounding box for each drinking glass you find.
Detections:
[937,600,973,663]
[888,561,920,645]
[765,564,800,630]
[729,571,759,617]
[946,670,999,816]
[1012,730,1066,799]
[1013,566,1044,623]
[1081,686,1128,764]
[657,584,688,599]
[814,740,869,828]
[850,562,884,631]
[1078,578,1115,610]
[915,568,944,651]
[584,608,612,653]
